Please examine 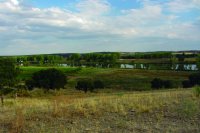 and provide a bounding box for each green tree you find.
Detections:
[197,54,200,71]
[27,56,35,63]
[0,58,19,105]
[70,53,81,66]
[170,55,178,70]
[35,55,43,65]
[26,68,67,91]
[75,79,94,93]
[0,58,19,88]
